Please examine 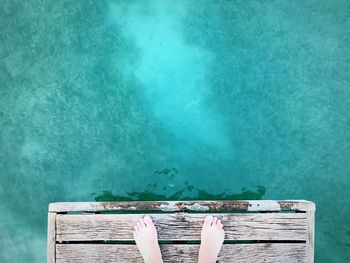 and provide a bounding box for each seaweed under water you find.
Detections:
[93,184,266,201]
